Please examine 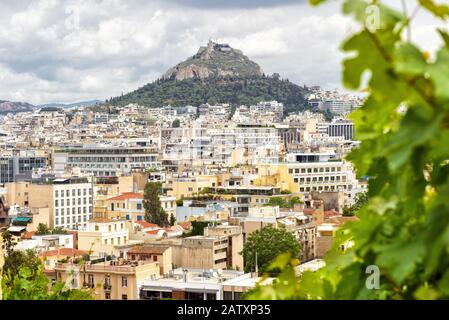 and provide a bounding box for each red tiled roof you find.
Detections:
[22,231,35,239]
[146,229,164,235]
[107,192,143,201]
[136,221,159,228]
[179,221,192,230]
[324,210,340,218]
[326,216,359,225]
[39,248,88,258]
[128,245,169,255]
[303,209,315,215]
